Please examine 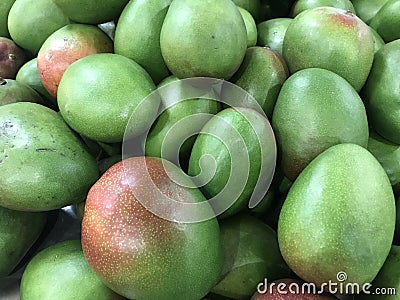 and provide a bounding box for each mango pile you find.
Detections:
[1,0,400,299]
